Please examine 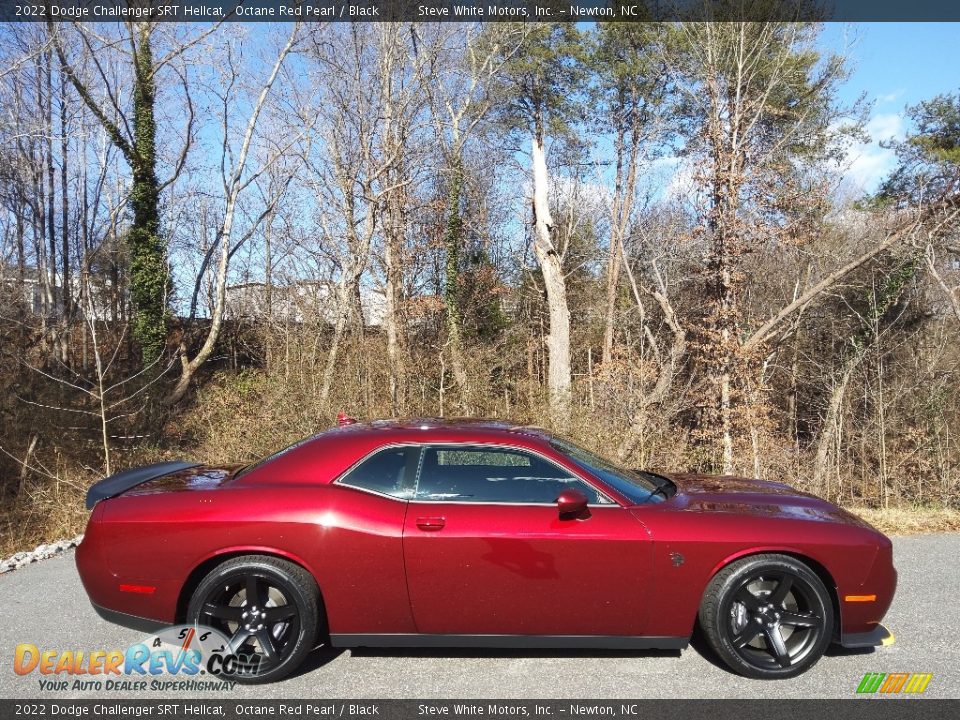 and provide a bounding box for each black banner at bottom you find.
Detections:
[2,700,958,720]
